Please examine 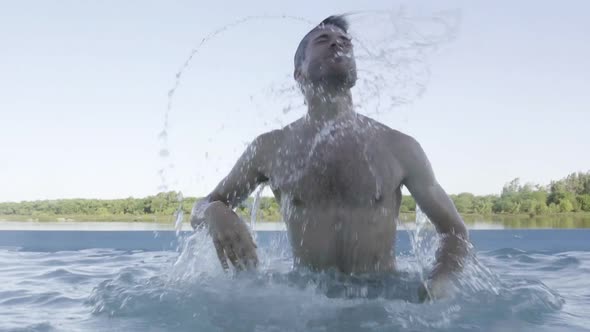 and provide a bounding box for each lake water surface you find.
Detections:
[0,227,589,331]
